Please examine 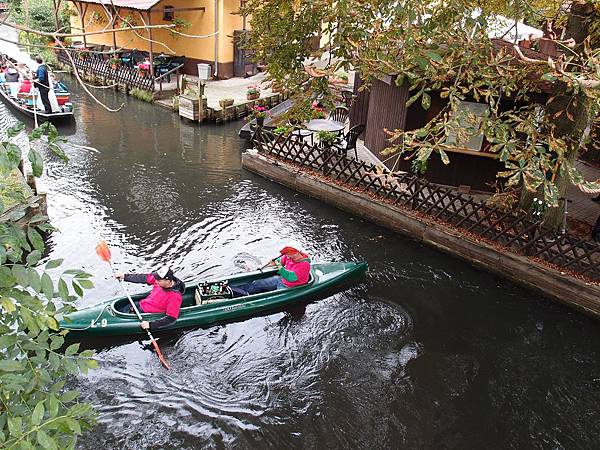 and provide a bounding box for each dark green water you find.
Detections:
[3,80,600,449]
